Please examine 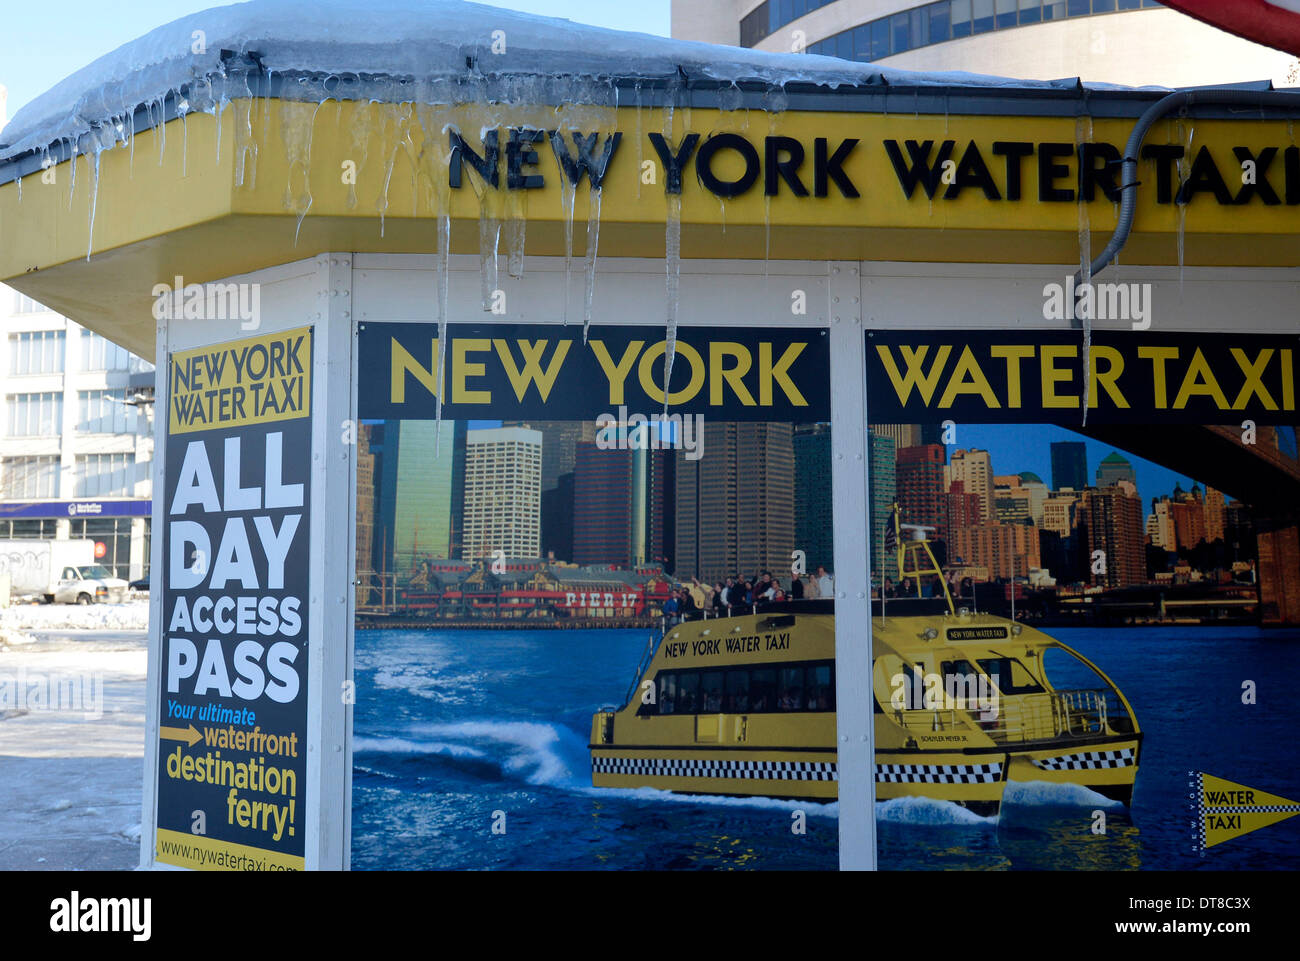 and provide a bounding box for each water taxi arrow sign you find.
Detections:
[1196,772,1300,849]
